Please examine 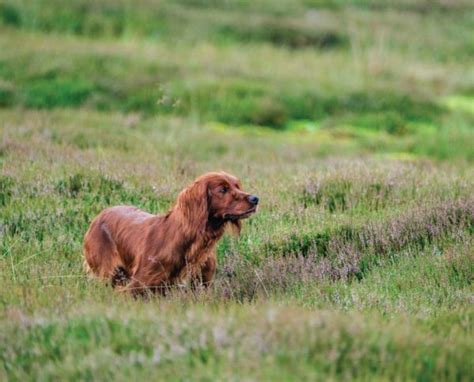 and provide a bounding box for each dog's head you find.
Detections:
[176,172,259,233]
